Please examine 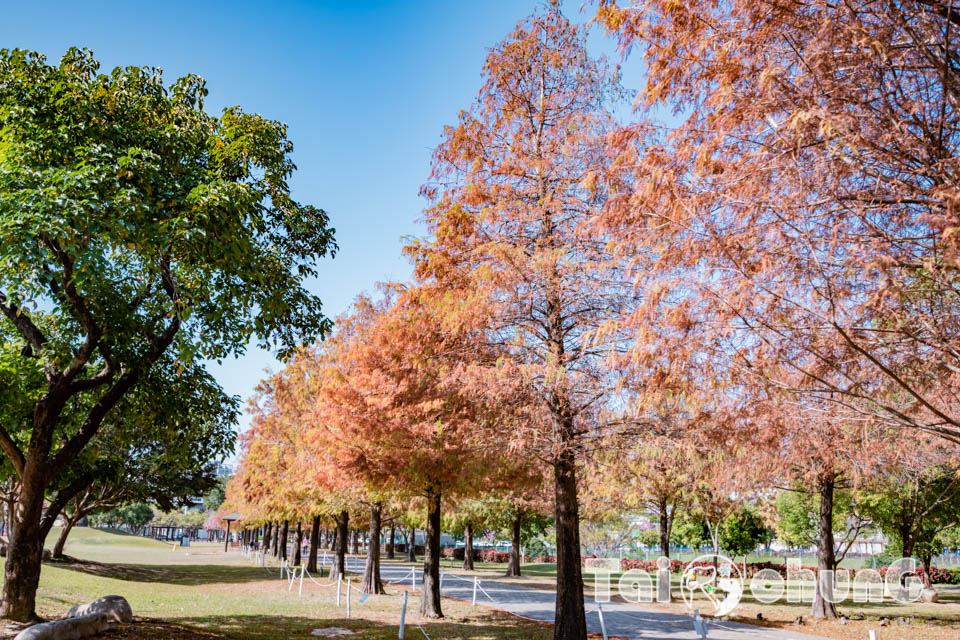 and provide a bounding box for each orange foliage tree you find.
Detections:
[408,6,637,636]
[308,289,499,616]
[595,0,960,444]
